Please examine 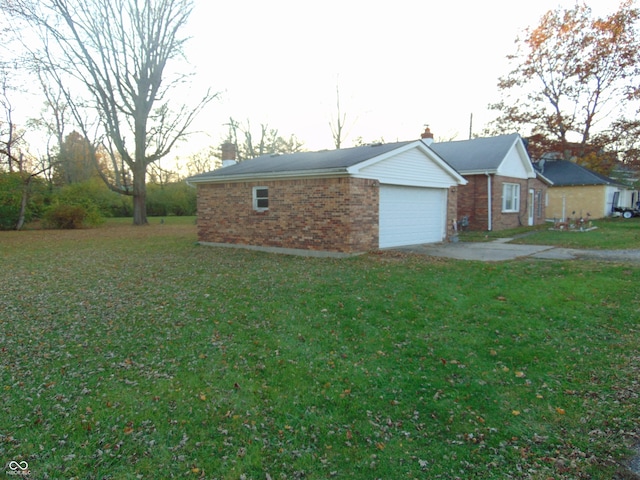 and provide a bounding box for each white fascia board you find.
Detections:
[536,172,554,185]
[457,169,498,176]
[347,140,468,185]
